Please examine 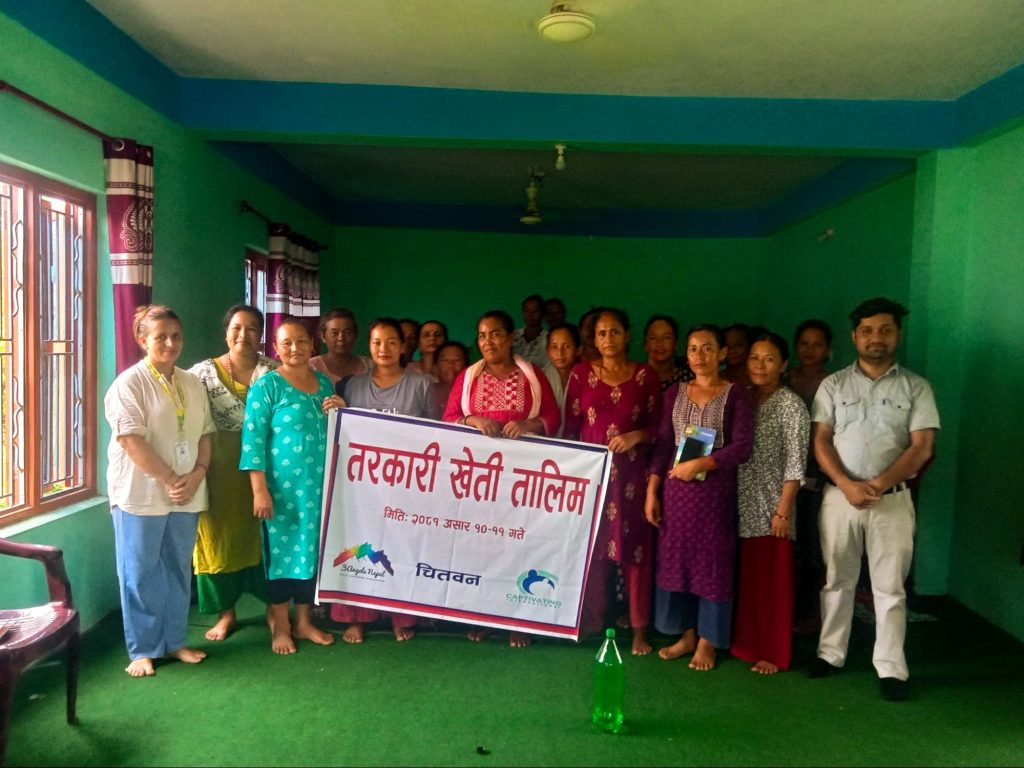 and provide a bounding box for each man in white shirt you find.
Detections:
[805,297,940,702]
